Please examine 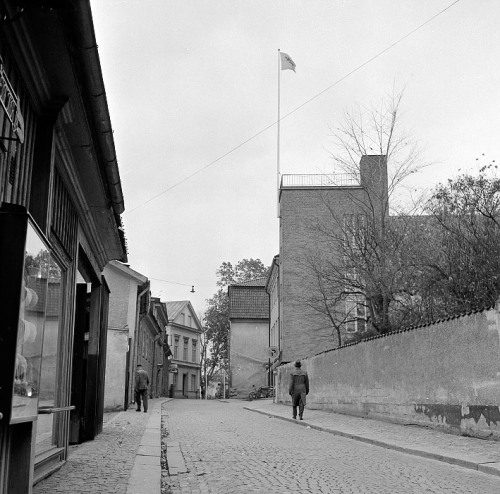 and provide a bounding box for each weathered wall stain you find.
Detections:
[415,404,500,428]
[464,405,500,427]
